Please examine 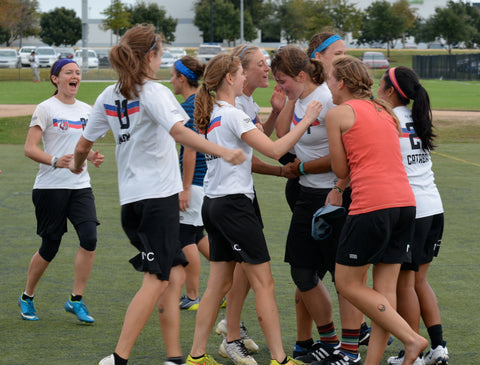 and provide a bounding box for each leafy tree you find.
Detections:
[39,7,81,46]
[0,0,39,47]
[0,25,10,45]
[424,0,479,53]
[257,0,282,42]
[126,1,177,43]
[101,0,131,44]
[357,0,409,57]
[193,0,256,44]
[325,0,363,39]
[392,0,417,48]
